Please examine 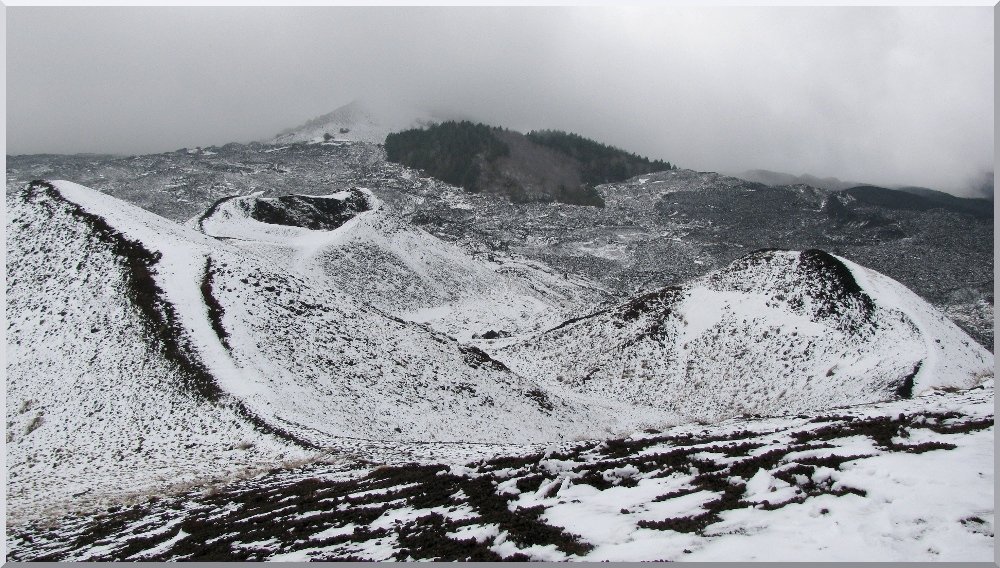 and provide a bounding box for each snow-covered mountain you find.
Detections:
[7,182,310,522]
[5,180,658,523]
[8,144,992,351]
[495,249,993,422]
[194,187,607,340]
[272,100,441,145]
[6,176,994,561]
